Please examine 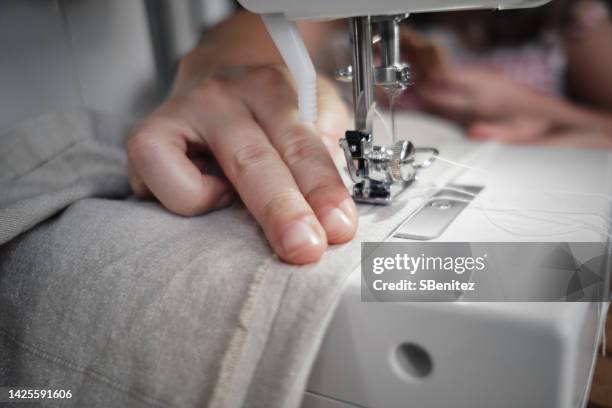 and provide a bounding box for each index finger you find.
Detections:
[240,68,358,244]
[127,117,232,215]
